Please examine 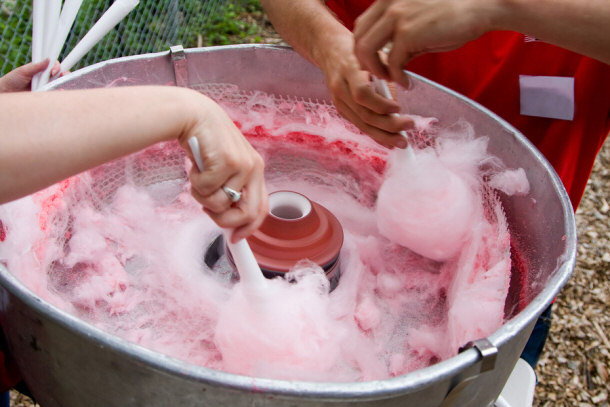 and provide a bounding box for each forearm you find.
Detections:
[260,0,353,68]
[0,86,204,203]
[488,0,610,64]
